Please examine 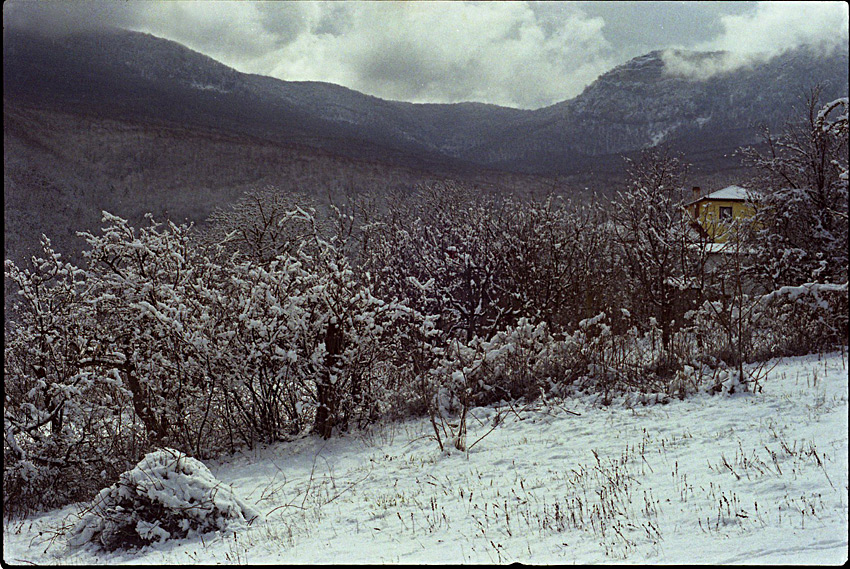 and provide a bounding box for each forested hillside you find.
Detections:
[4,26,847,265]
